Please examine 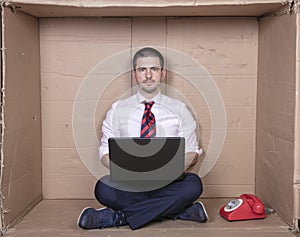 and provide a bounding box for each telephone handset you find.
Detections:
[220,194,266,221]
